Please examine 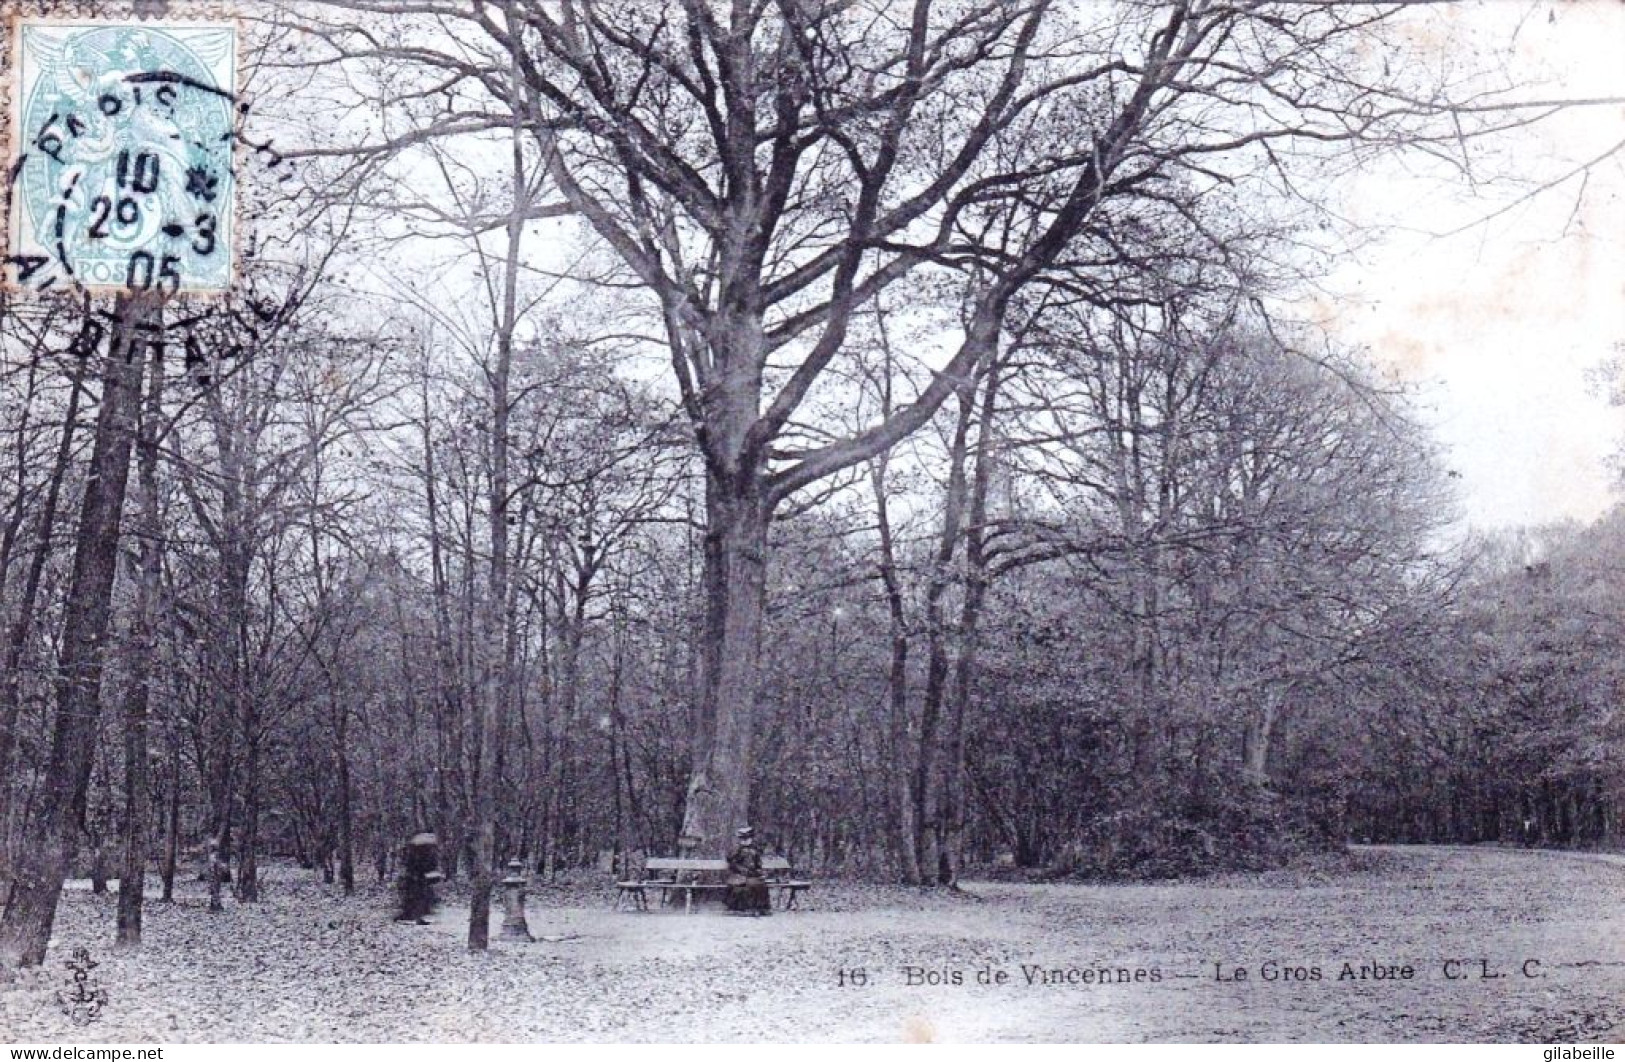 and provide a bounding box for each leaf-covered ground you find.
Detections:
[2,845,1622,1042]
